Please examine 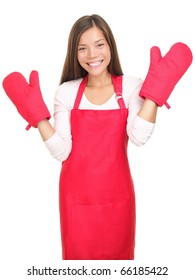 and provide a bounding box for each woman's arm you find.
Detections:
[137,98,158,123]
[38,85,73,162]
[125,77,156,146]
[37,119,55,141]
[37,113,72,162]
[2,70,72,162]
